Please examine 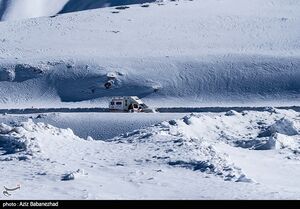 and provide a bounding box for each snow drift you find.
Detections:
[1,108,299,180]
[1,109,300,199]
[0,0,299,108]
[0,119,247,182]
[0,56,299,108]
[0,119,81,161]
